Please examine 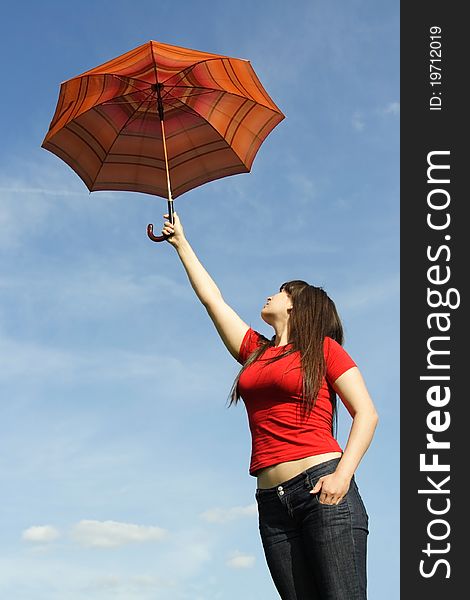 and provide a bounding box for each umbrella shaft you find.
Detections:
[155,83,174,224]
[160,119,173,223]
[167,199,174,225]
